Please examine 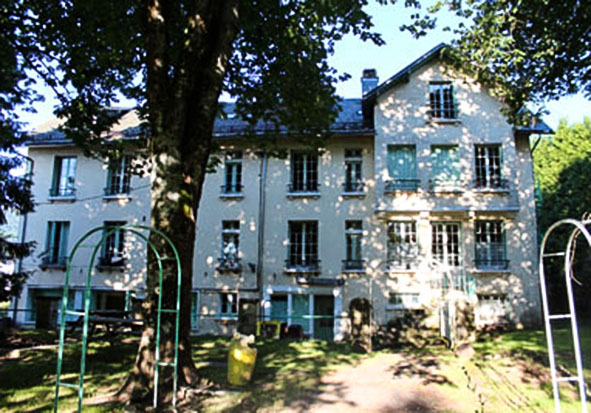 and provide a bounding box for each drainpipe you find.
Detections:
[12,154,34,323]
[256,151,268,294]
